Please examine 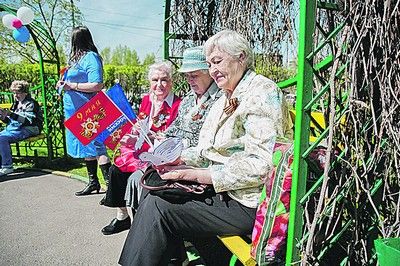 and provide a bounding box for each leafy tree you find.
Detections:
[100,47,111,65]
[124,48,140,66]
[110,45,140,66]
[254,53,296,83]
[57,45,67,65]
[110,45,124,65]
[0,62,149,106]
[142,53,155,66]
